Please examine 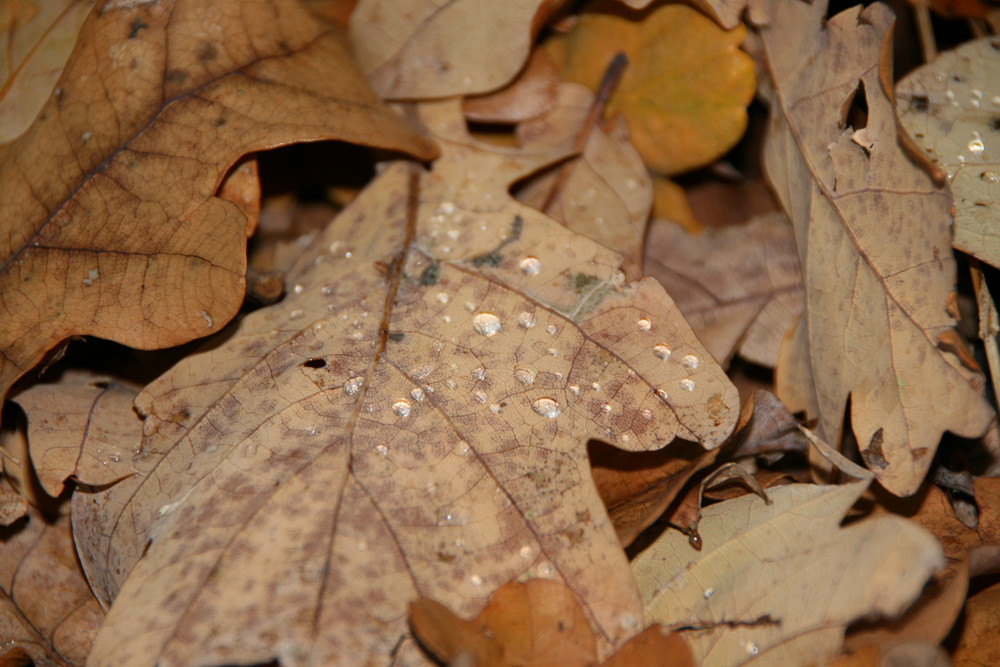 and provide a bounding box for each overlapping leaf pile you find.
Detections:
[2,0,999,665]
